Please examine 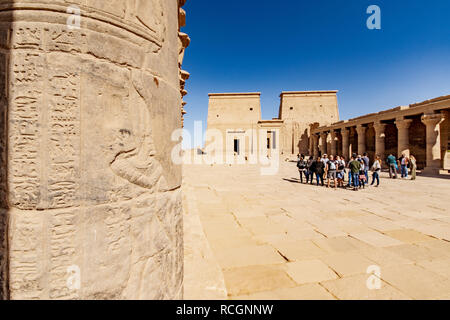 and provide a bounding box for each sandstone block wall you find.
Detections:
[206,93,261,158]
[0,0,187,300]
[279,91,339,155]
[207,93,262,129]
